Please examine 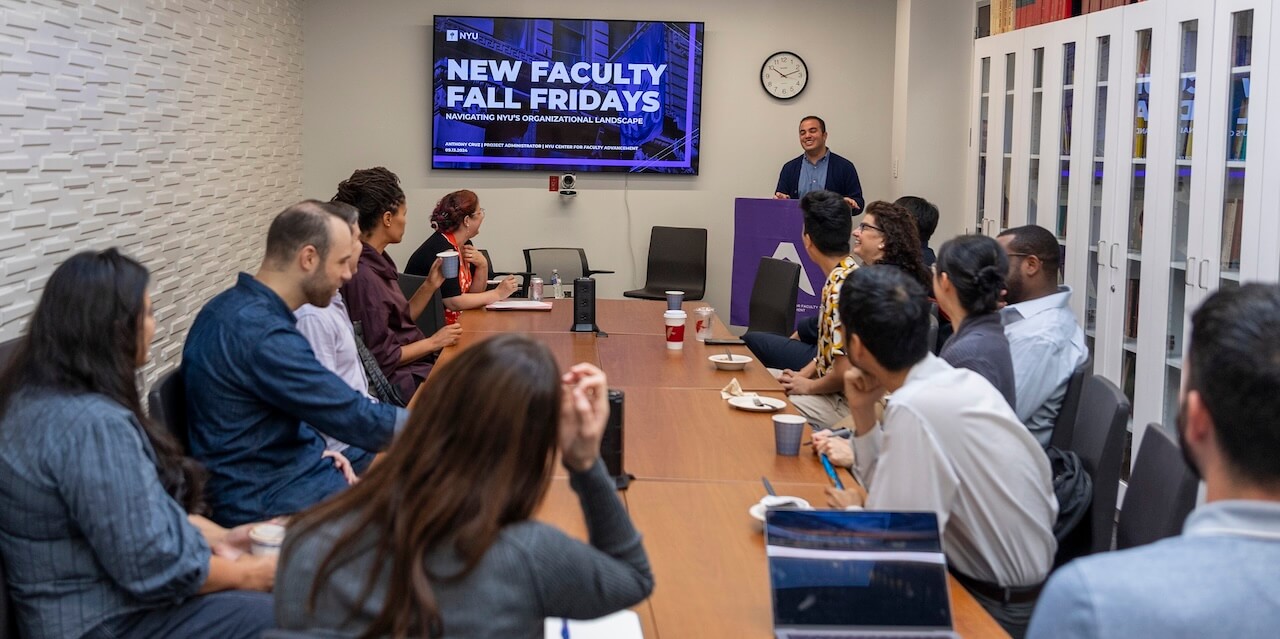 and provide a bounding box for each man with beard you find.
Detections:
[997,225,1088,447]
[184,200,405,526]
[1027,283,1280,638]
